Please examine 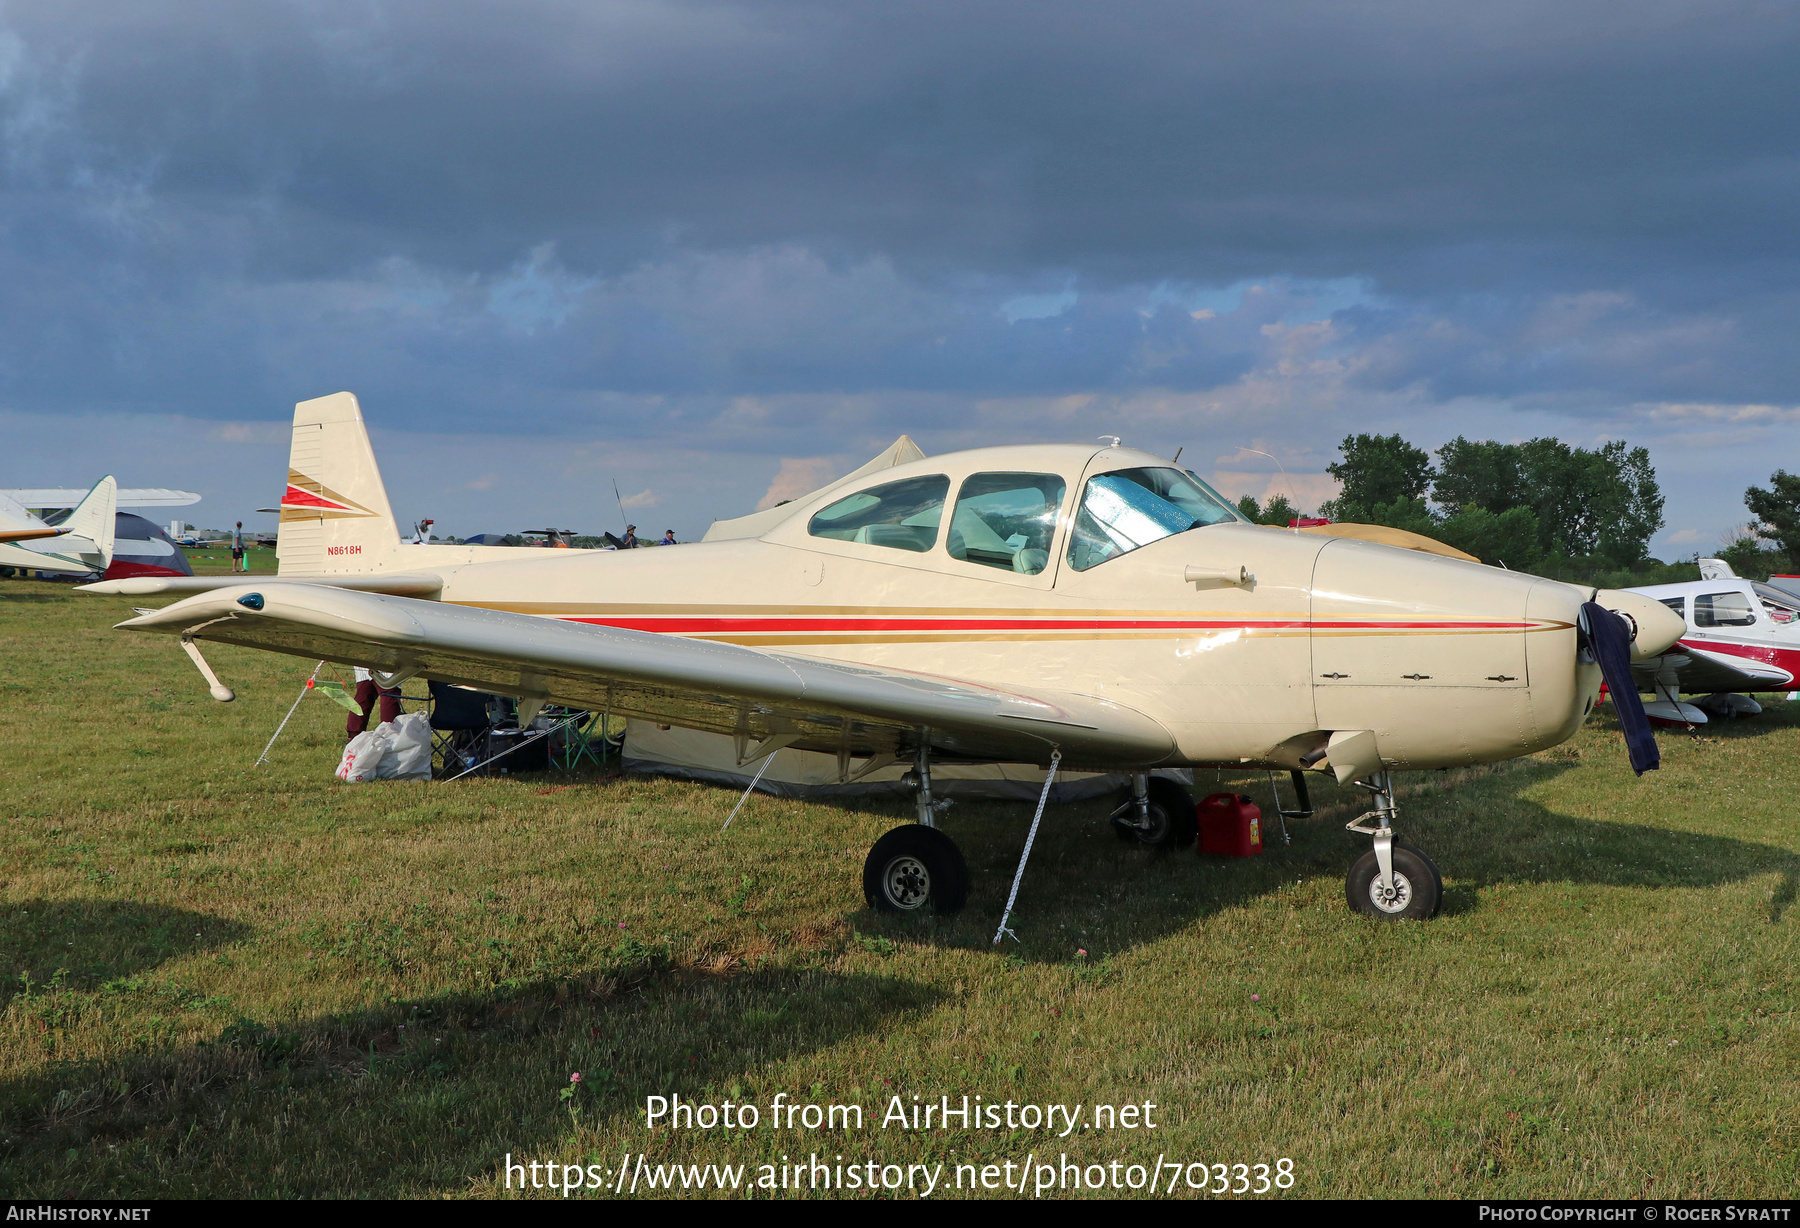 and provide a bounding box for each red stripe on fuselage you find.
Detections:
[556,615,1533,634]
[1678,637,1800,688]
